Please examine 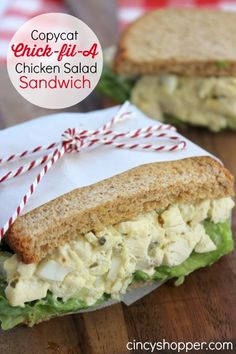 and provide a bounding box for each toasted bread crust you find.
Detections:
[114,9,236,76]
[6,157,234,264]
